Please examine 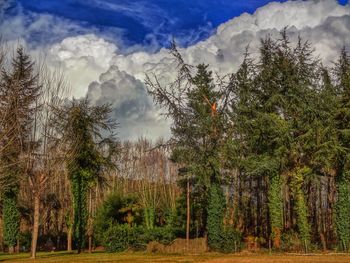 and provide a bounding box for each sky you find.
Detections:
[1,0,350,140]
[7,0,294,48]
